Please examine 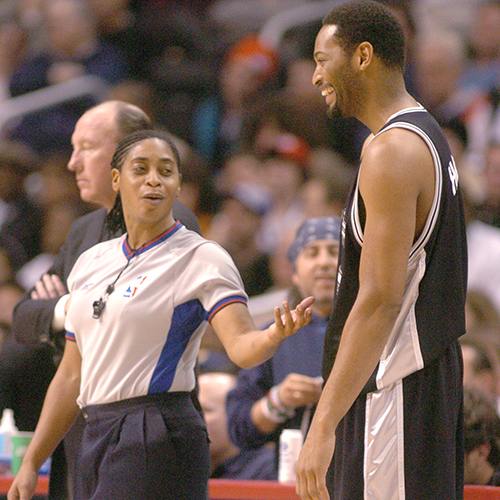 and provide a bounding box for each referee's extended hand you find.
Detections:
[269,296,314,343]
